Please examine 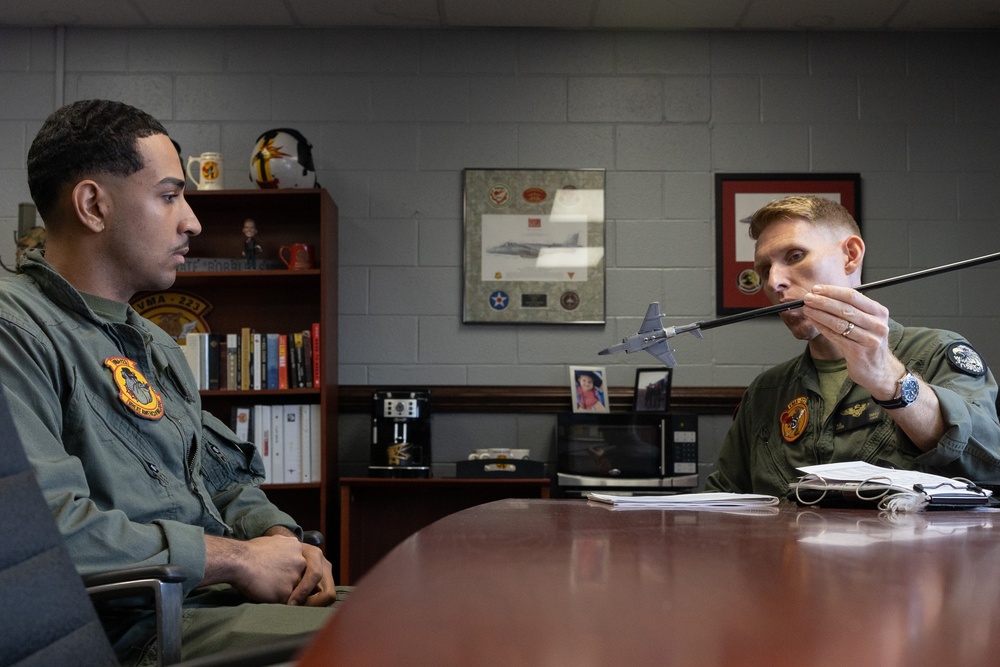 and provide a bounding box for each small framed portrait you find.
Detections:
[570,365,609,413]
[633,367,672,412]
